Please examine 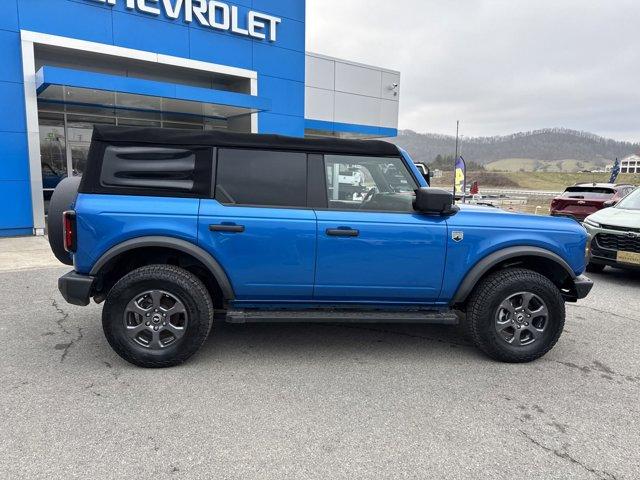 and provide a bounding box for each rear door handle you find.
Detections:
[209,224,245,233]
[326,228,359,237]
